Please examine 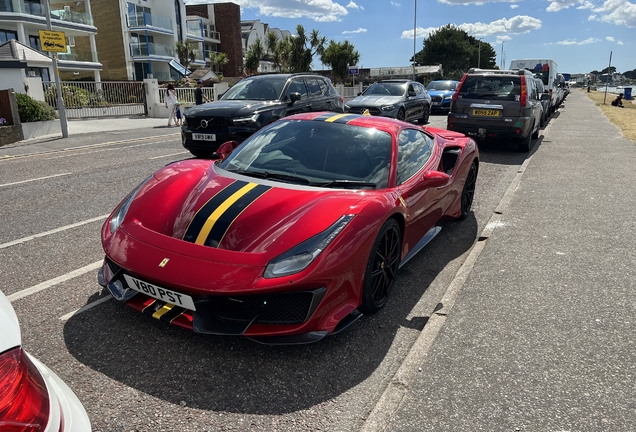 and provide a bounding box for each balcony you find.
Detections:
[186,19,203,39]
[57,48,98,63]
[0,0,94,26]
[128,11,173,34]
[130,42,175,58]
